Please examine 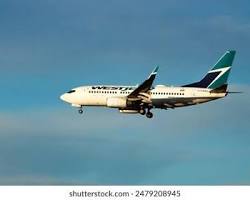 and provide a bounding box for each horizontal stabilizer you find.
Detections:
[226,91,243,94]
